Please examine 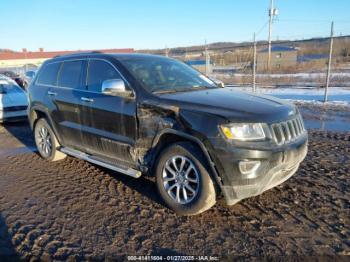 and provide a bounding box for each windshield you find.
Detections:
[119,56,217,94]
